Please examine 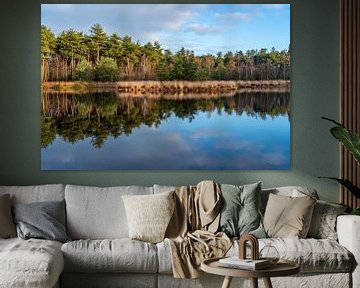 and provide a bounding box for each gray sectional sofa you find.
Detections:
[0,184,359,288]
